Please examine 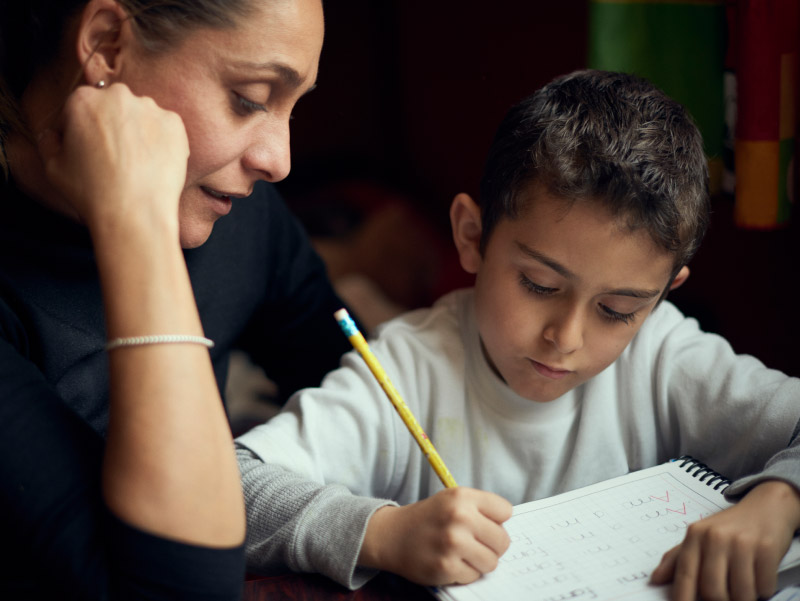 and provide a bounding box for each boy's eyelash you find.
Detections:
[236,94,267,114]
[519,274,557,296]
[599,304,637,325]
[519,273,637,325]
